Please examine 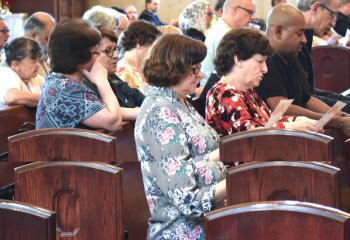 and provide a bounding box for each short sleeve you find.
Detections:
[0,67,23,105]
